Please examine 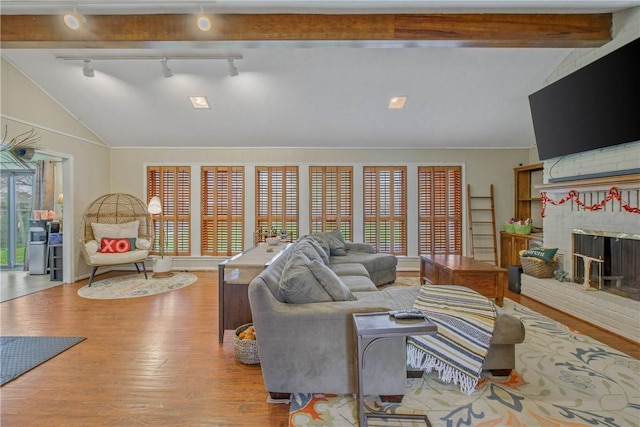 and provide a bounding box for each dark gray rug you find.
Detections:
[1,336,86,386]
